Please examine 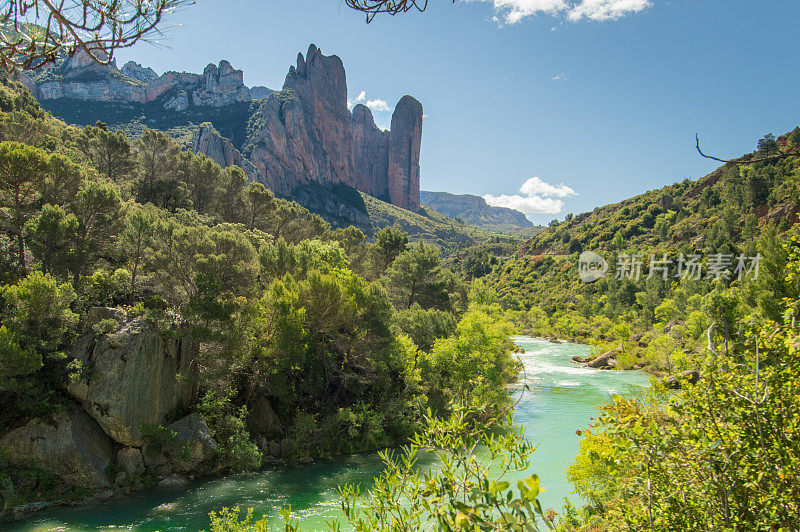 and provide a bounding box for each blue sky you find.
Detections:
[116,0,800,223]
